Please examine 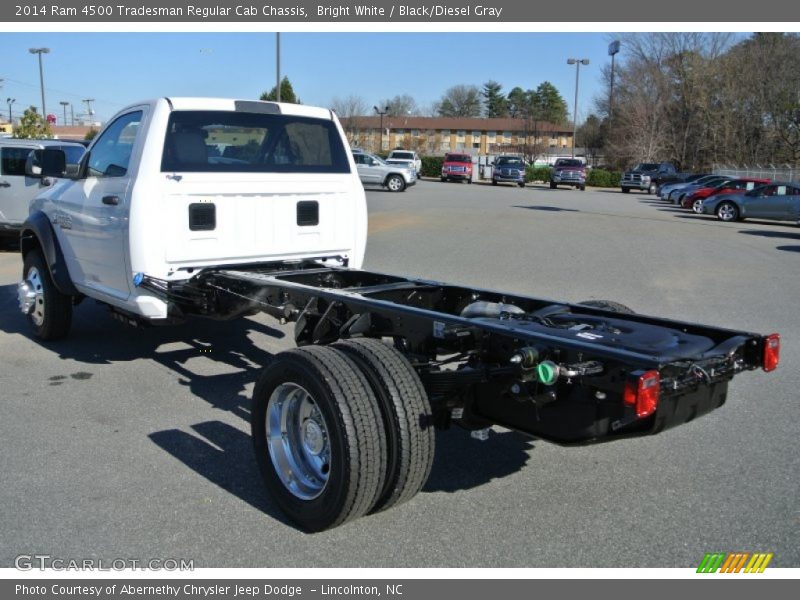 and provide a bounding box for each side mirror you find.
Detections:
[41,148,67,178]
